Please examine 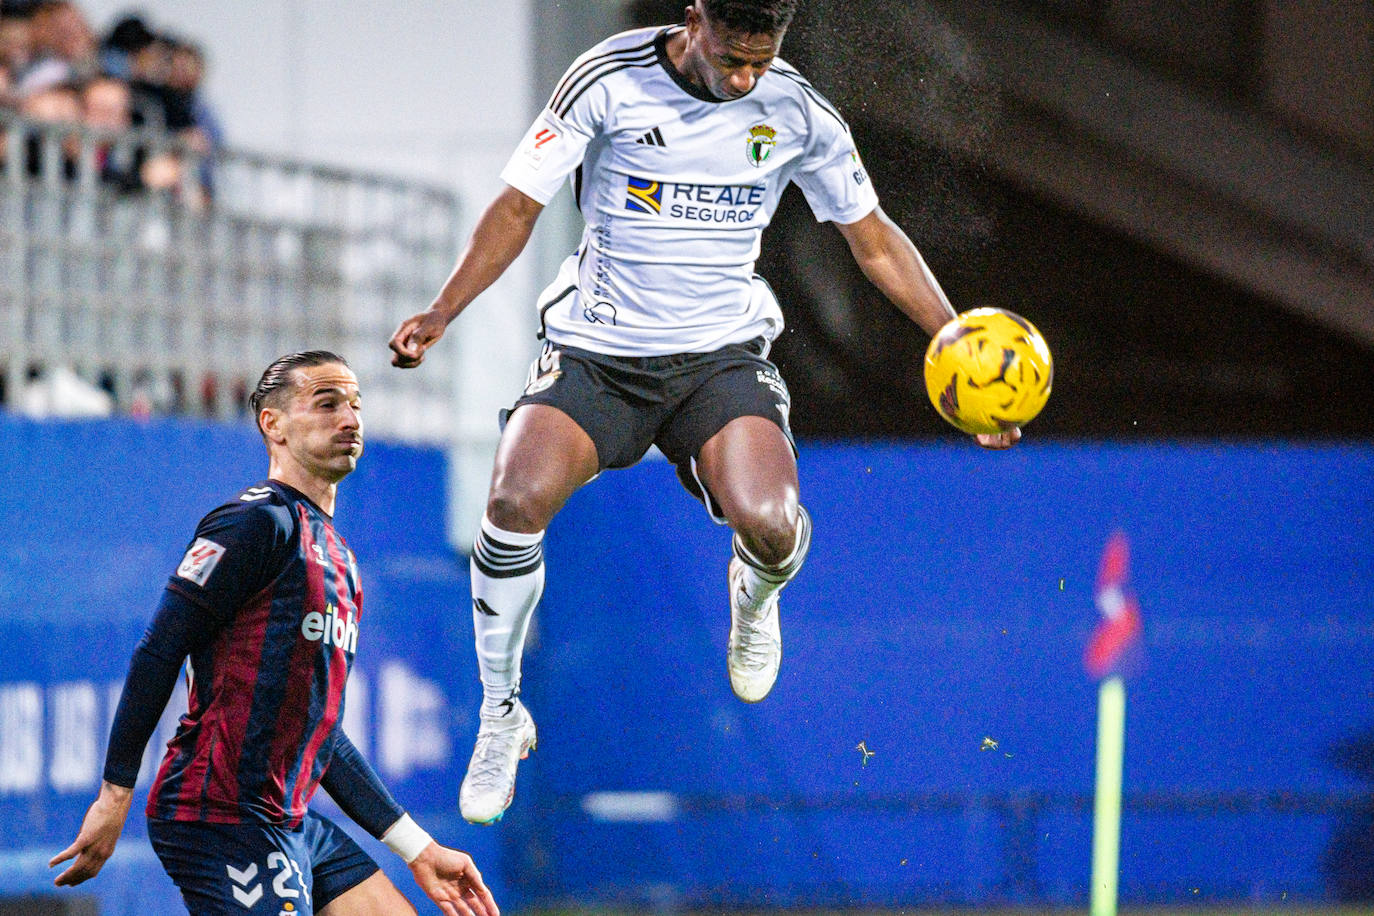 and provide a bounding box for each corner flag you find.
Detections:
[1085,531,1142,679]
[1087,531,1143,916]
